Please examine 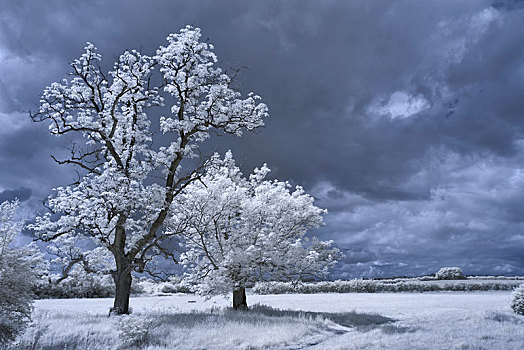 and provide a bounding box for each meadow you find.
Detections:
[9,290,524,349]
